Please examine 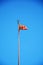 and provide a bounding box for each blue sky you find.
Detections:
[0,0,43,65]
